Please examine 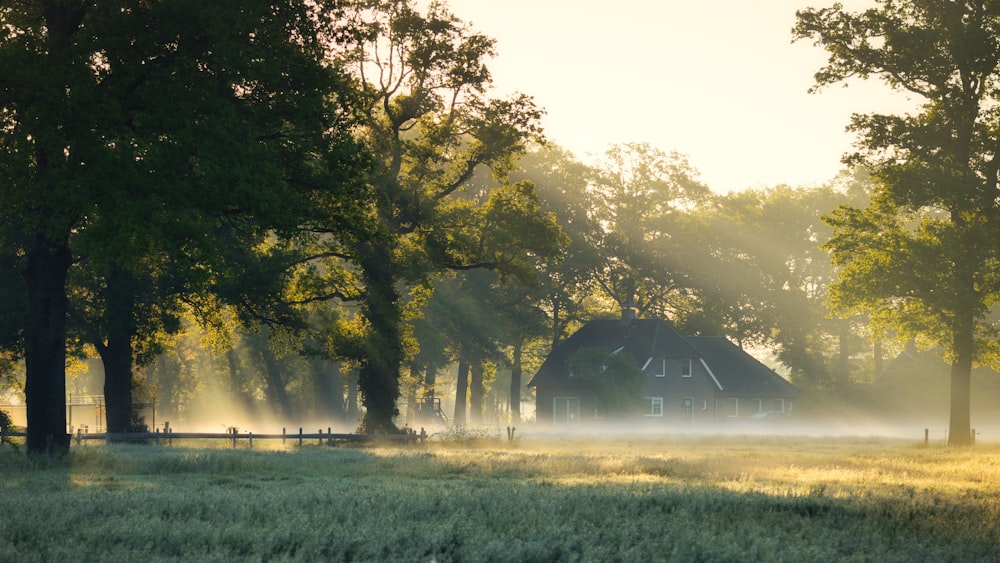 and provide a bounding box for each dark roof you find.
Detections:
[528,318,700,387]
[685,336,799,398]
[528,318,799,398]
